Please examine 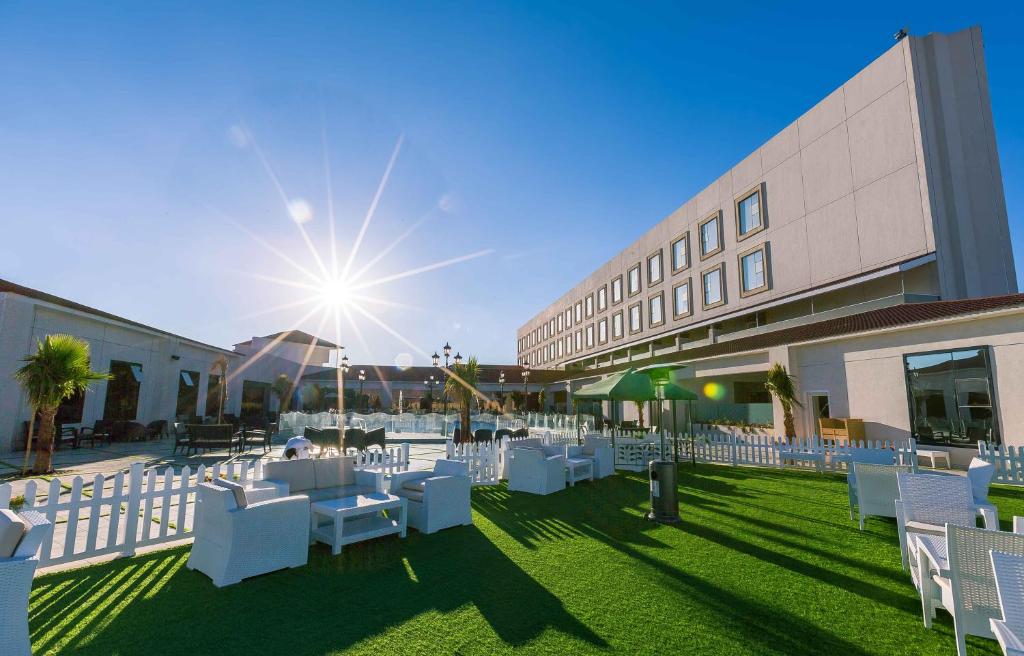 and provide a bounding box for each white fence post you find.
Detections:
[121,462,144,557]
